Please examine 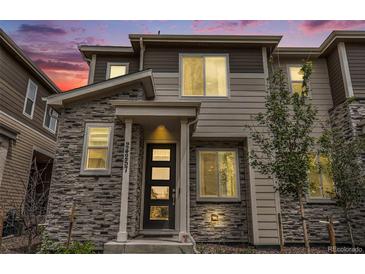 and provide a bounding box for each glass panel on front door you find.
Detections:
[143,144,176,229]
